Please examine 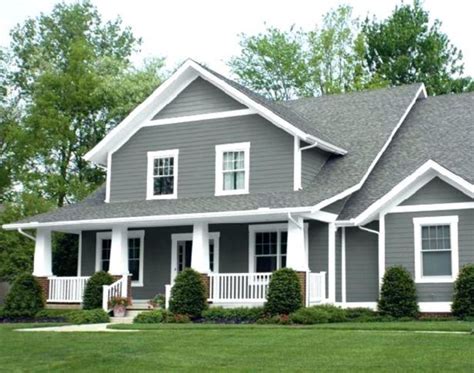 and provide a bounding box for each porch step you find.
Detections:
[110,316,134,324]
[126,309,150,318]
